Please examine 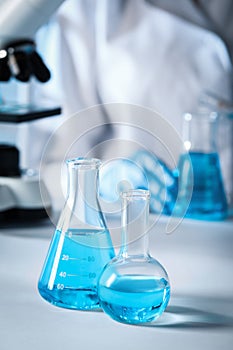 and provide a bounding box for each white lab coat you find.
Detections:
[27,0,232,168]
